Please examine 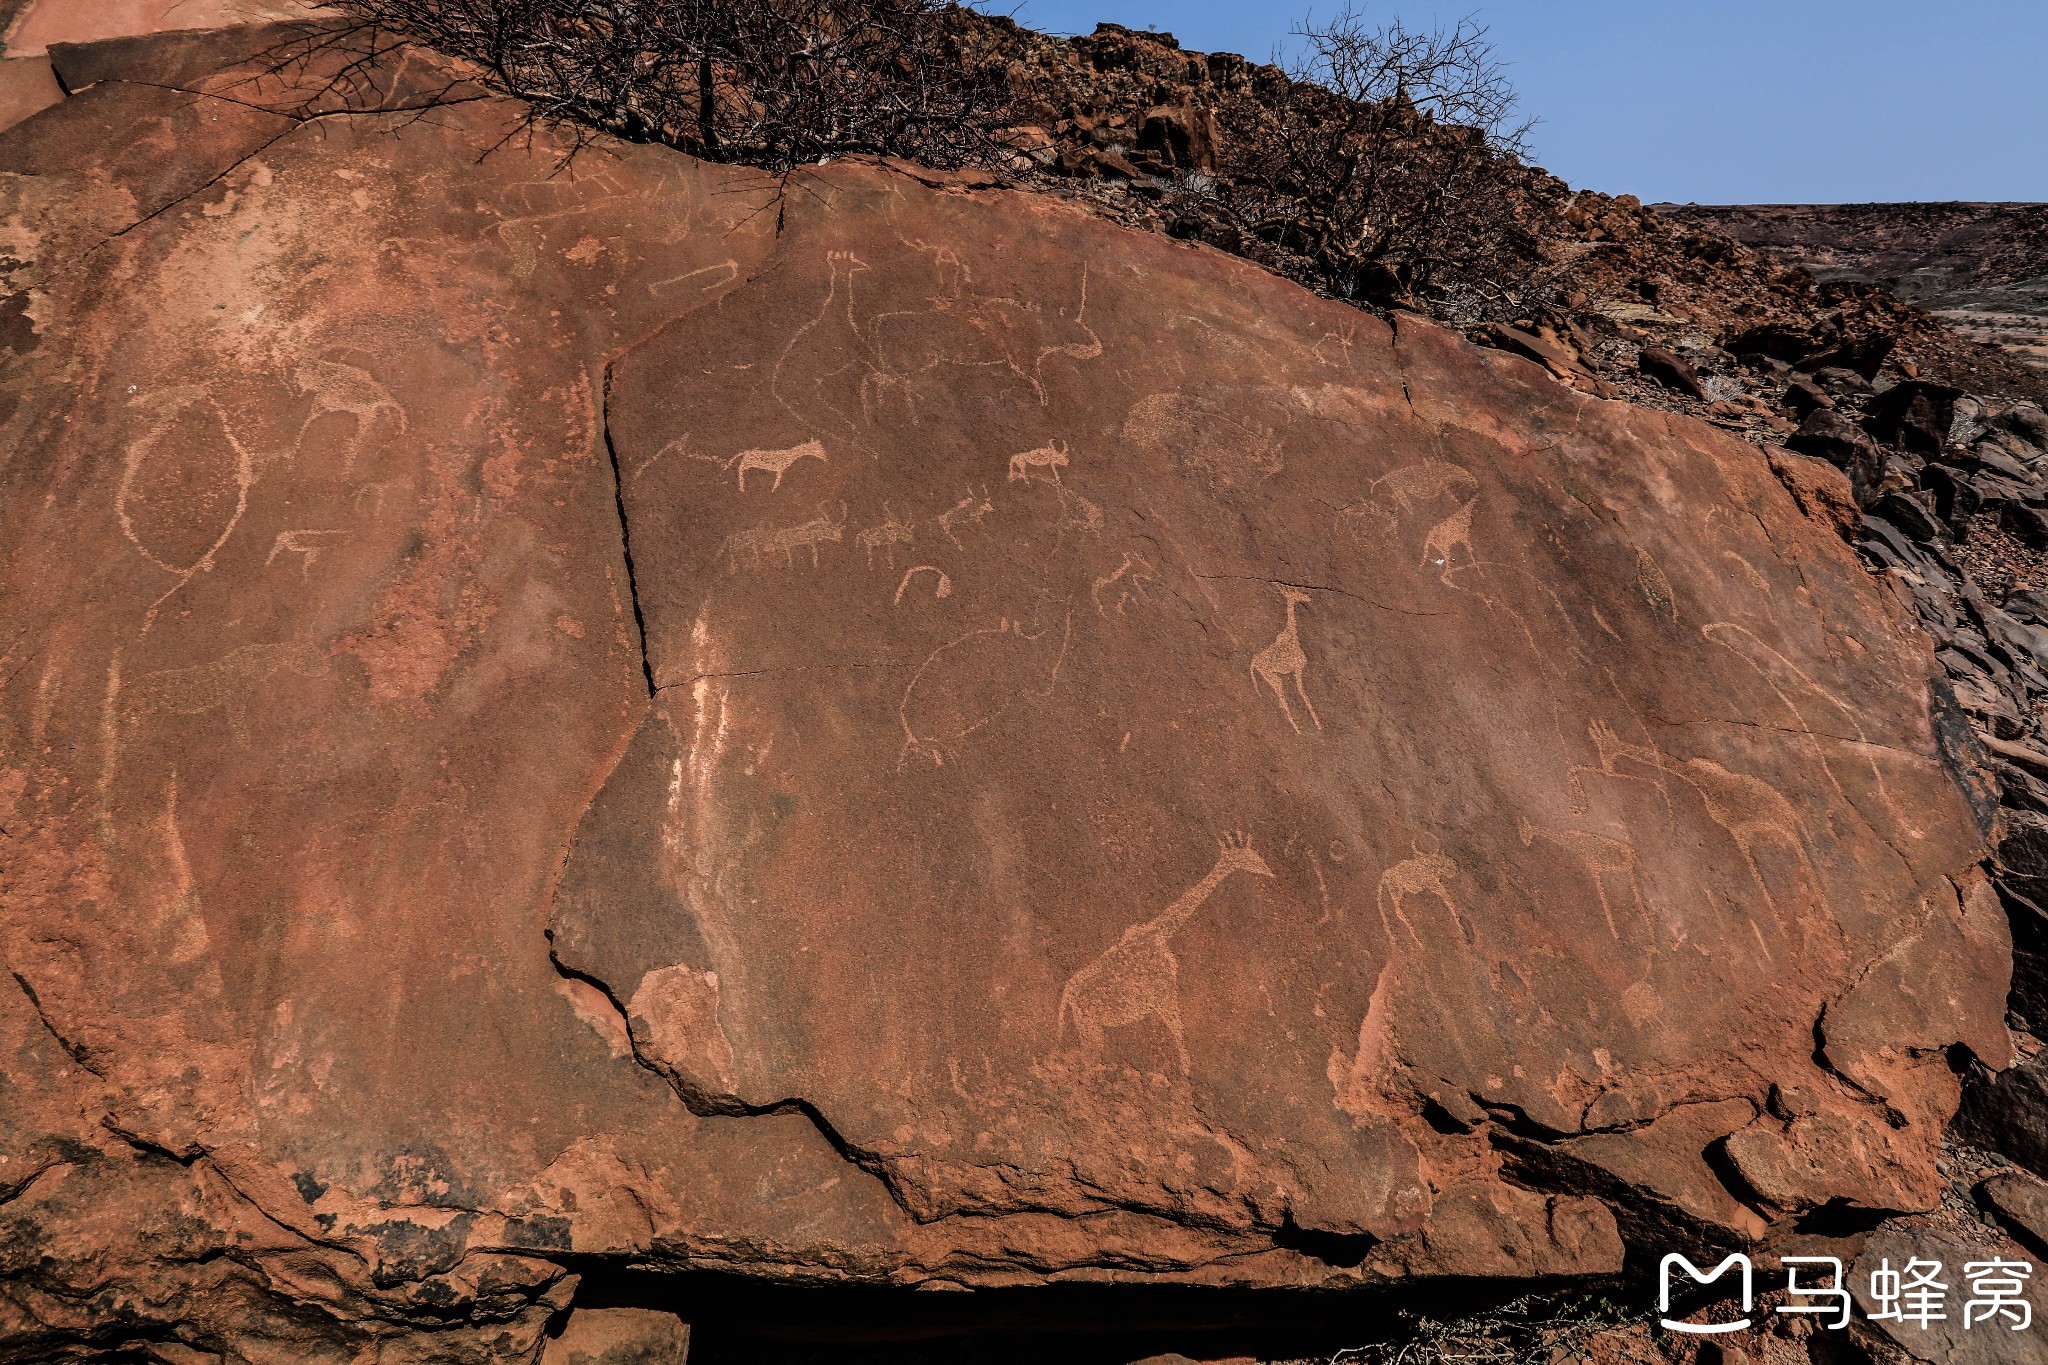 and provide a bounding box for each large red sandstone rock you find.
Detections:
[0,26,2014,1360]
